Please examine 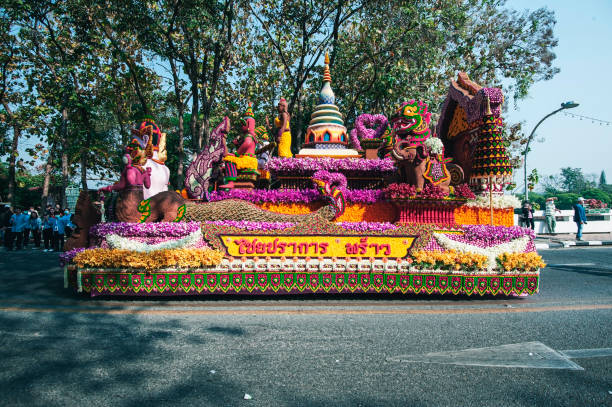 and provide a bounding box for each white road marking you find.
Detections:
[560,348,612,359]
[547,263,596,267]
[388,342,612,370]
